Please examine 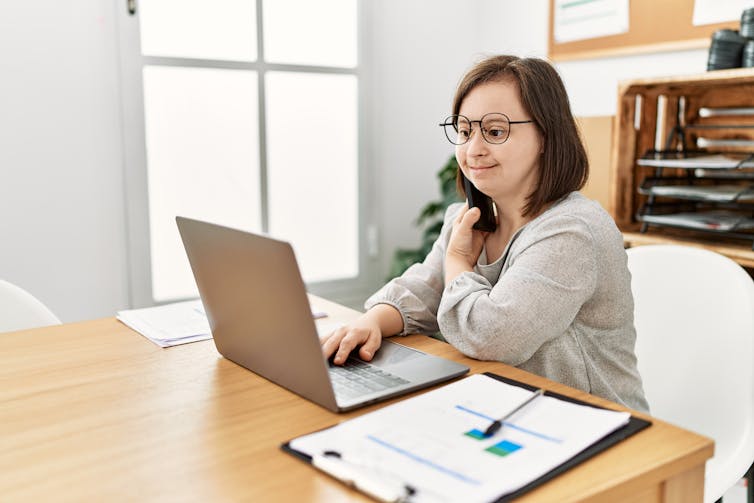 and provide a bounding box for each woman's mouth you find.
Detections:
[469,164,495,172]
